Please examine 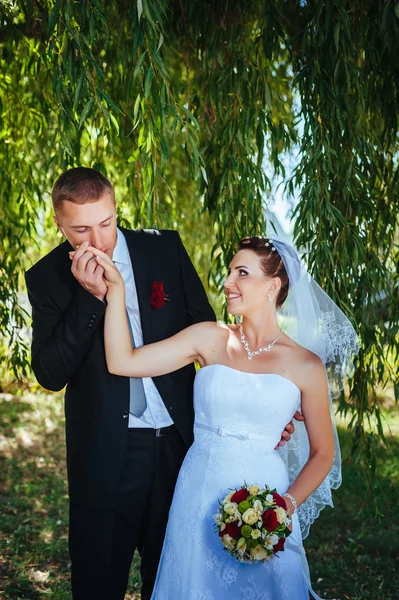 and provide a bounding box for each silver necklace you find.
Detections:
[239,325,283,360]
